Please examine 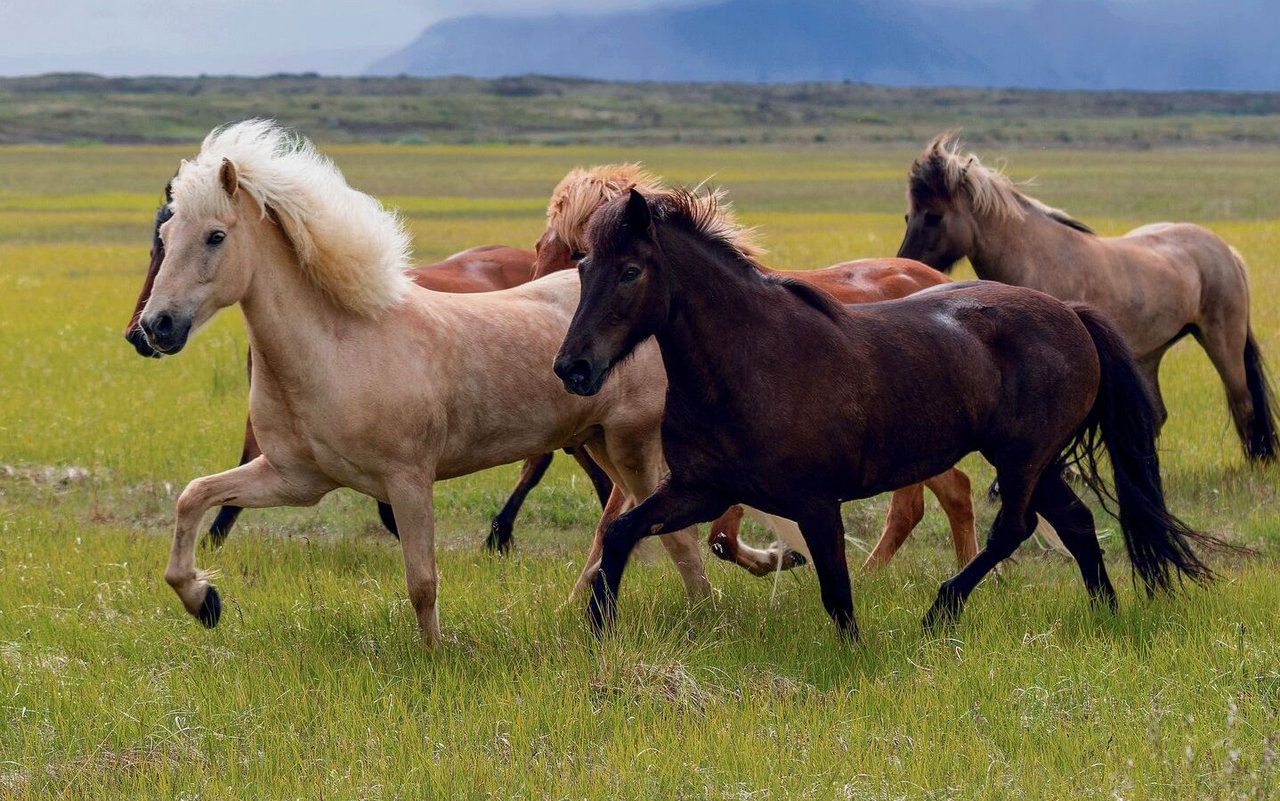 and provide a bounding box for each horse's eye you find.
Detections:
[620,265,641,284]
[923,212,943,227]
[207,230,226,246]
[570,250,586,261]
